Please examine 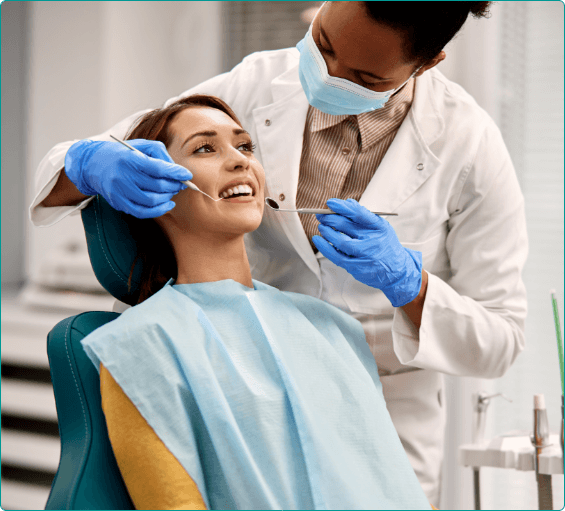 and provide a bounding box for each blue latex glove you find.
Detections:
[65,139,193,219]
[312,198,423,307]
